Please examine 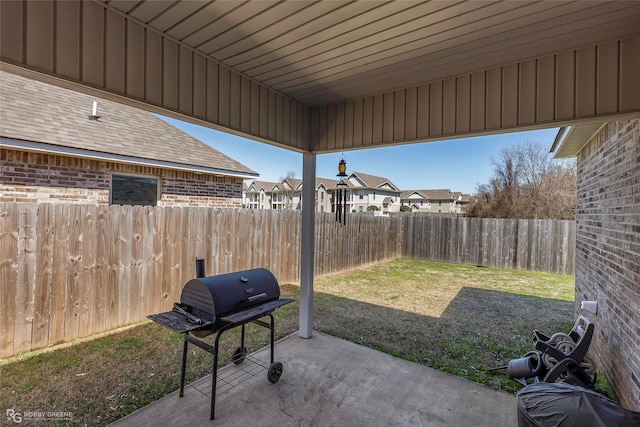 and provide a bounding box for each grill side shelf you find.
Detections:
[147,311,213,334]
[219,298,294,325]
